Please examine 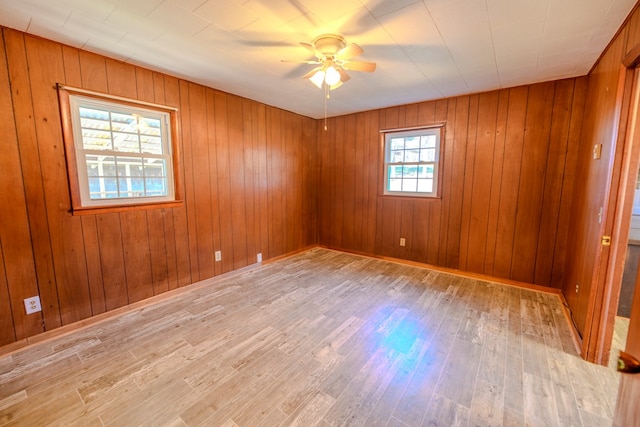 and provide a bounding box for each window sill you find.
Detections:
[378,193,442,201]
[70,200,184,216]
